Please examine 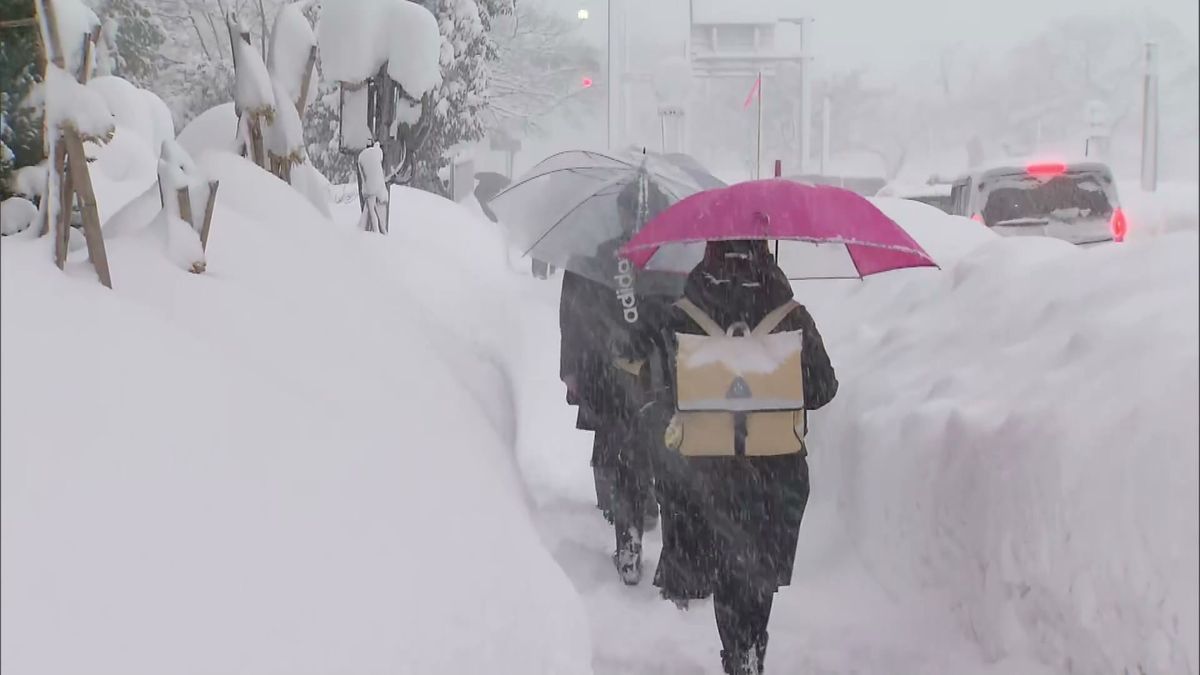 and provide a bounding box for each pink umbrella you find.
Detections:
[620,179,938,279]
